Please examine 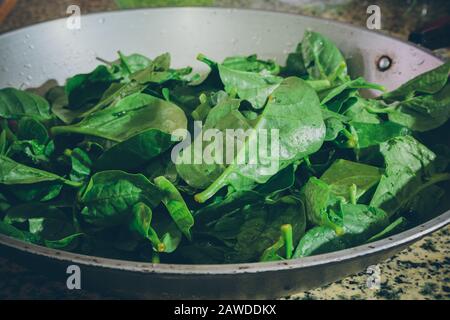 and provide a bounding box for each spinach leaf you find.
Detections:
[320,77,385,105]
[9,182,63,203]
[383,61,450,102]
[260,224,294,262]
[0,154,69,202]
[65,65,115,110]
[0,88,52,121]
[176,97,251,189]
[323,85,358,114]
[79,171,163,227]
[158,223,183,254]
[199,54,330,110]
[301,177,343,233]
[0,220,83,250]
[7,139,53,166]
[1,205,83,250]
[154,176,194,240]
[283,43,307,77]
[17,117,49,144]
[0,220,41,244]
[366,217,408,243]
[370,136,450,216]
[294,203,389,257]
[222,55,280,75]
[5,117,53,166]
[169,84,214,113]
[321,109,349,141]
[219,66,281,109]
[190,91,229,122]
[254,164,297,196]
[144,153,179,184]
[343,98,382,124]
[301,31,348,83]
[195,77,326,203]
[301,159,383,233]
[68,148,92,182]
[260,234,285,262]
[129,202,165,252]
[28,214,76,242]
[293,226,346,258]
[130,53,192,85]
[194,191,263,226]
[53,92,186,171]
[148,208,184,254]
[4,201,72,224]
[349,121,410,149]
[47,86,84,125]
[0,130,7,155]
[193,195,305,263]
[73,53,191,119]
[74,81,146,121]
[339,204,389,242]
[0,155,80,187]
[112,52,152,79]
[44,233,84,250]
[51,93,187,142]
[387,83,450,132]
[95,129,176,171]
[371,62,450,132]
[320,159,383,200]
[207,55,283,110]
[191,94,210,121]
